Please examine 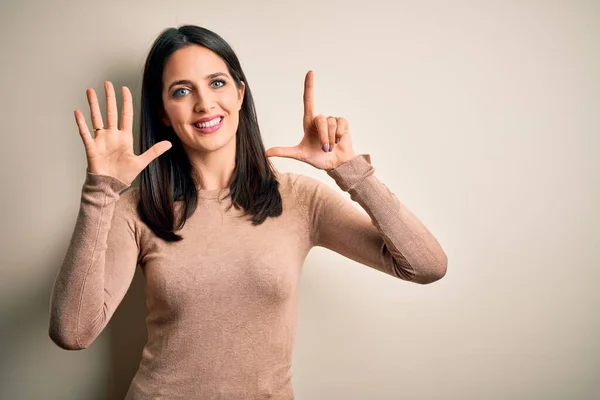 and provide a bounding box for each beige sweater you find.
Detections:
[49,154,447,399]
